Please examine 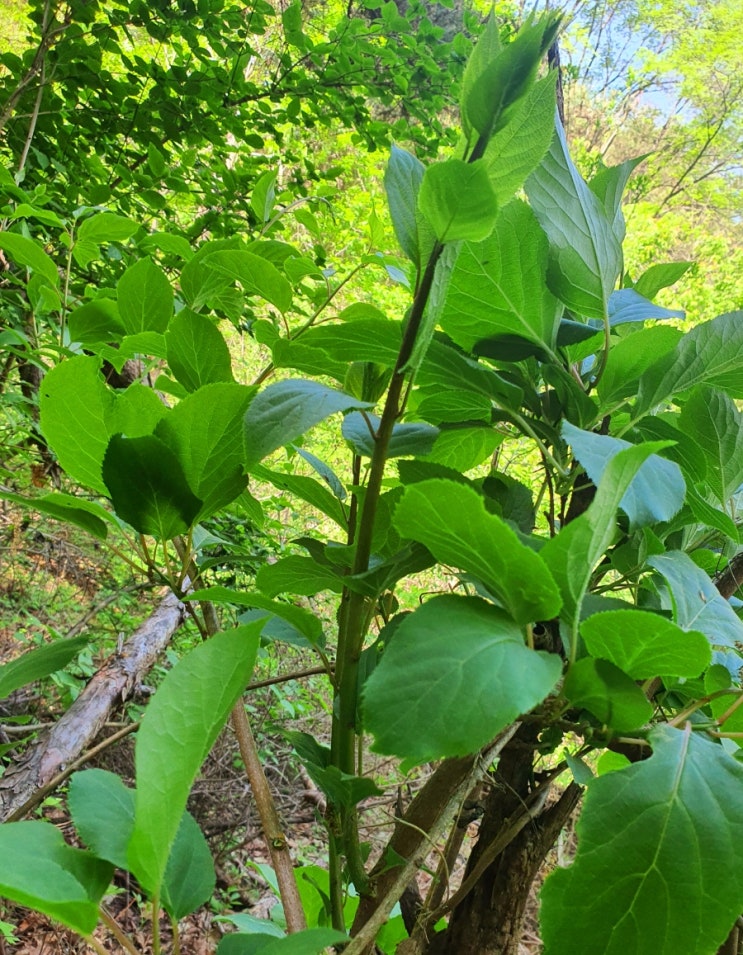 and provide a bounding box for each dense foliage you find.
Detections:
[2,2,743,954]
